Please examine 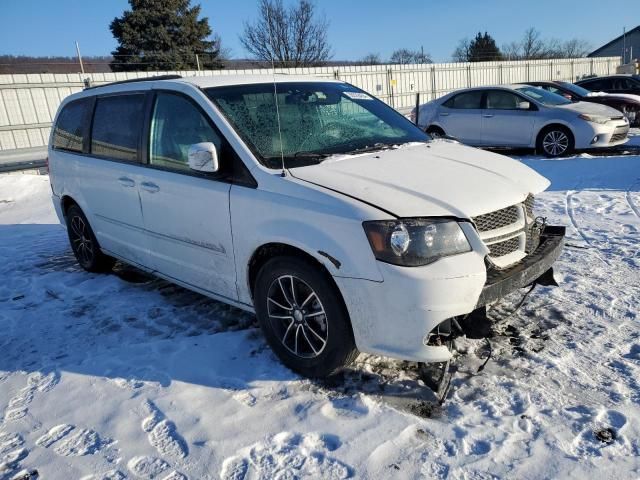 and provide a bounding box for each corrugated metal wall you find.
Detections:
[0,56,620,151]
